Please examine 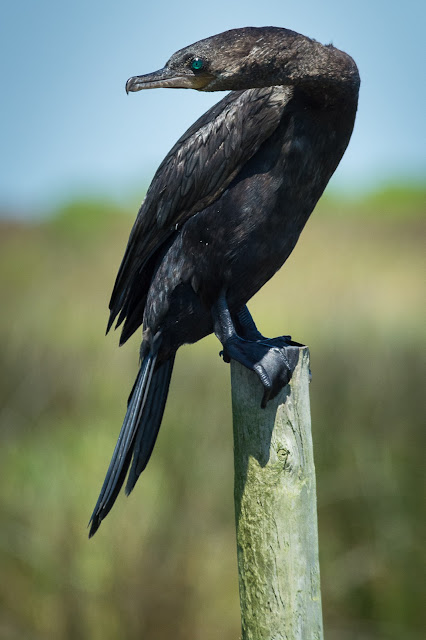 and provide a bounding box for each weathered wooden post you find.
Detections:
[231,347,323,640]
